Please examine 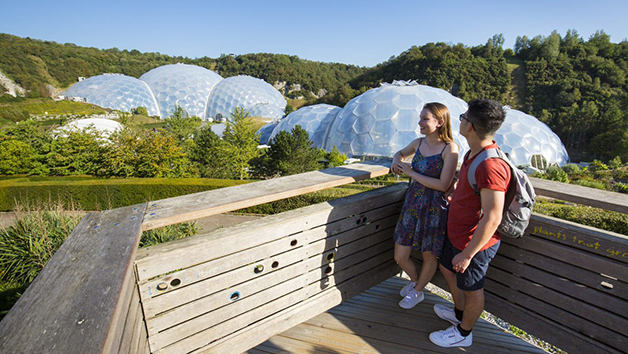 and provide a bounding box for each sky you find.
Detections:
[1,0,627,67]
